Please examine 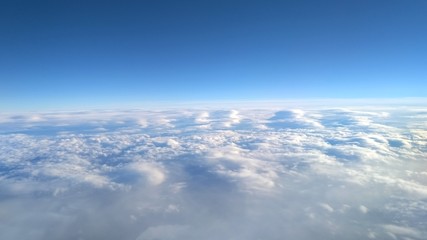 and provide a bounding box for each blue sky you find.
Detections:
[1,0,426,110]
